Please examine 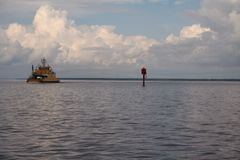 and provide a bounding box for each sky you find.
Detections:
[0,0,240,79]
